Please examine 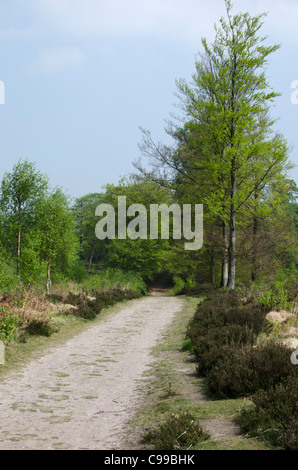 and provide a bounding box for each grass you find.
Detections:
[81,268,147,294]
[195,437,274,451]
